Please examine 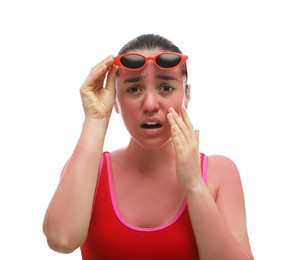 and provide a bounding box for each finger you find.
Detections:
[84,56,115,91]
[85,65,107,88]
[90,55,114,73]
[179,106,199,146]
[167,113,186,149]
[168,107,191,144]
[105,65,118,94]
[171,126,185,156]
[180,106,195,136]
